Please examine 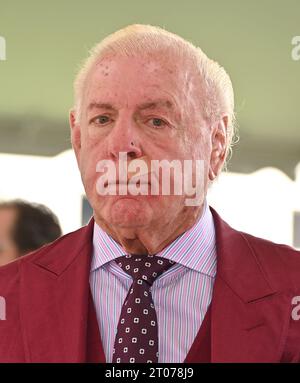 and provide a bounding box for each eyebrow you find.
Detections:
[87,99,175,112]
[87,102,115,111]
[137,99,174,111]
